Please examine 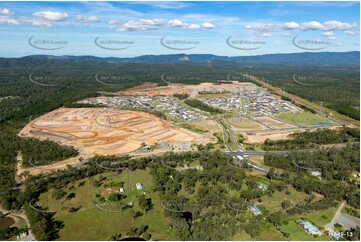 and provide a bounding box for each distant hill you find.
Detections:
[23,51,360,67]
